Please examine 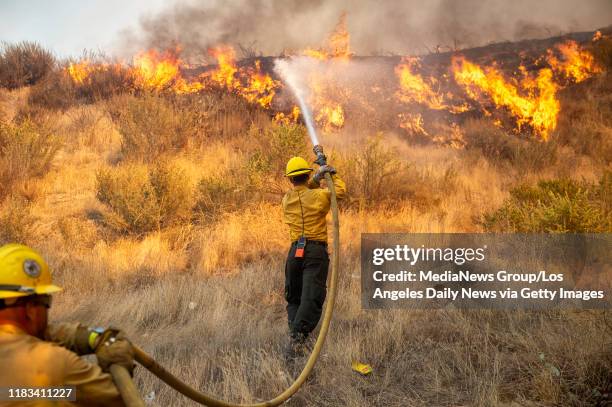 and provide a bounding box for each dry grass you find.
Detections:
[2,60,610,406]
[48,261,611,406]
